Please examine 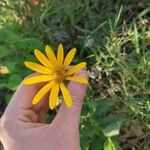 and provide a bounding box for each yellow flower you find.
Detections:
[23,44,88,109]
